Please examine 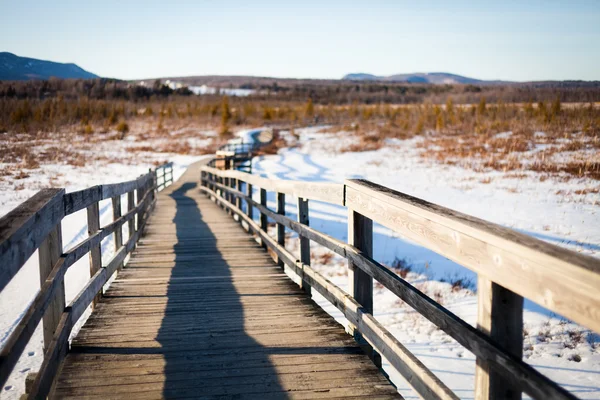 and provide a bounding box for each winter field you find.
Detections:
[1,124,599,399]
